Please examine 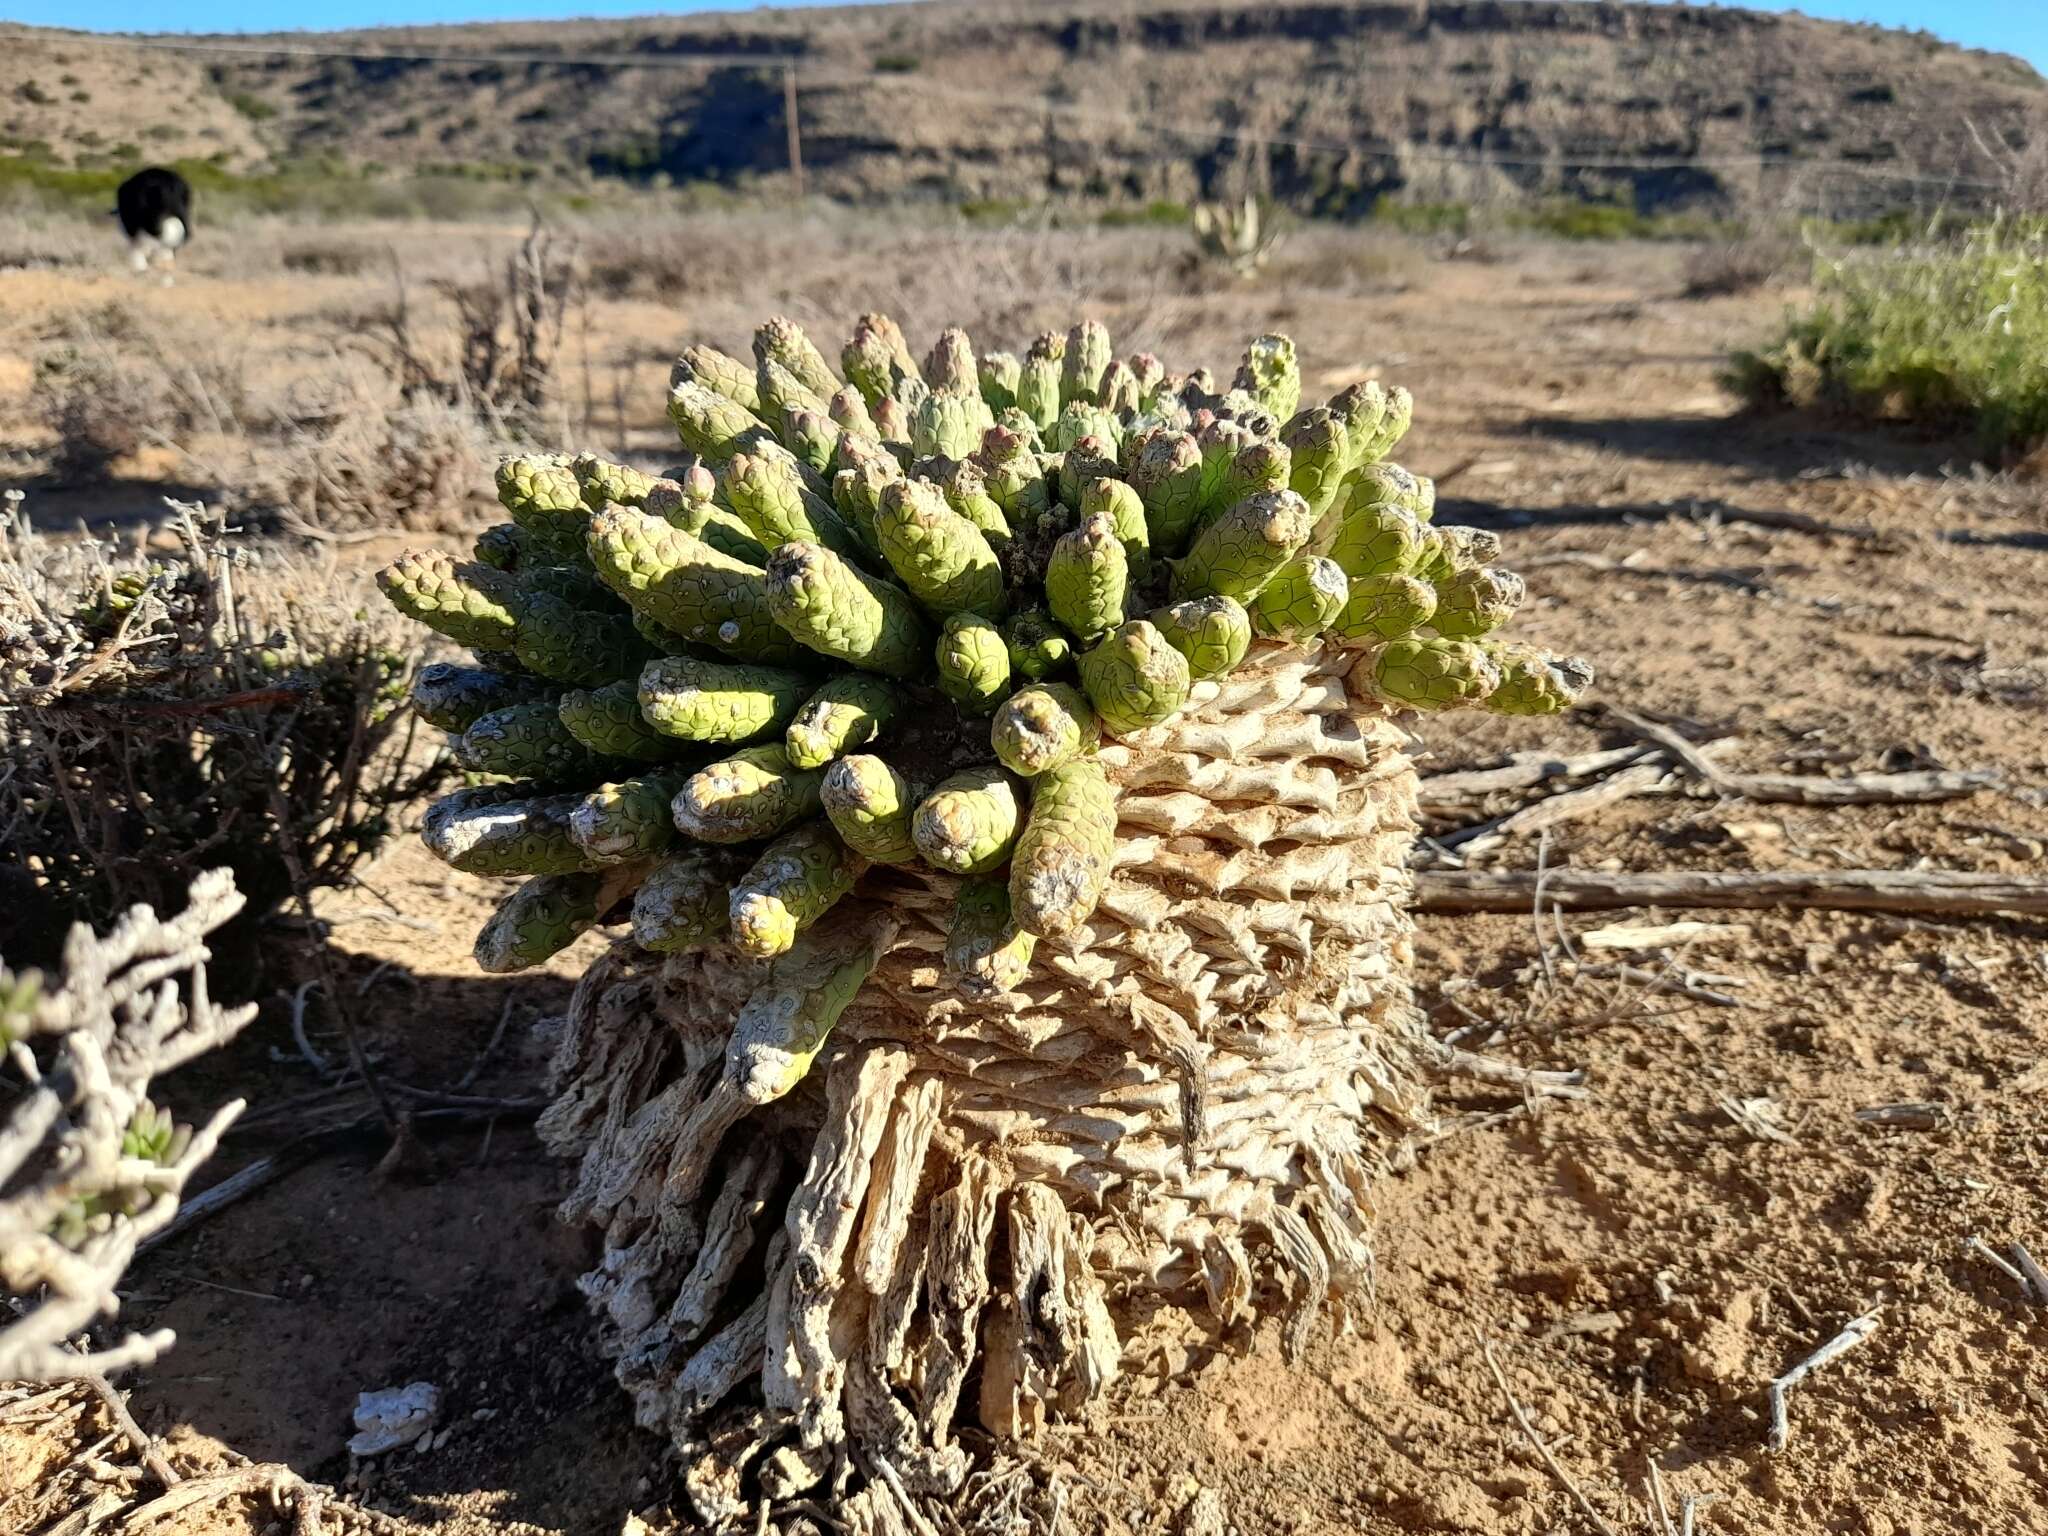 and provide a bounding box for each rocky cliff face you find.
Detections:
[7,2,2043,215]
